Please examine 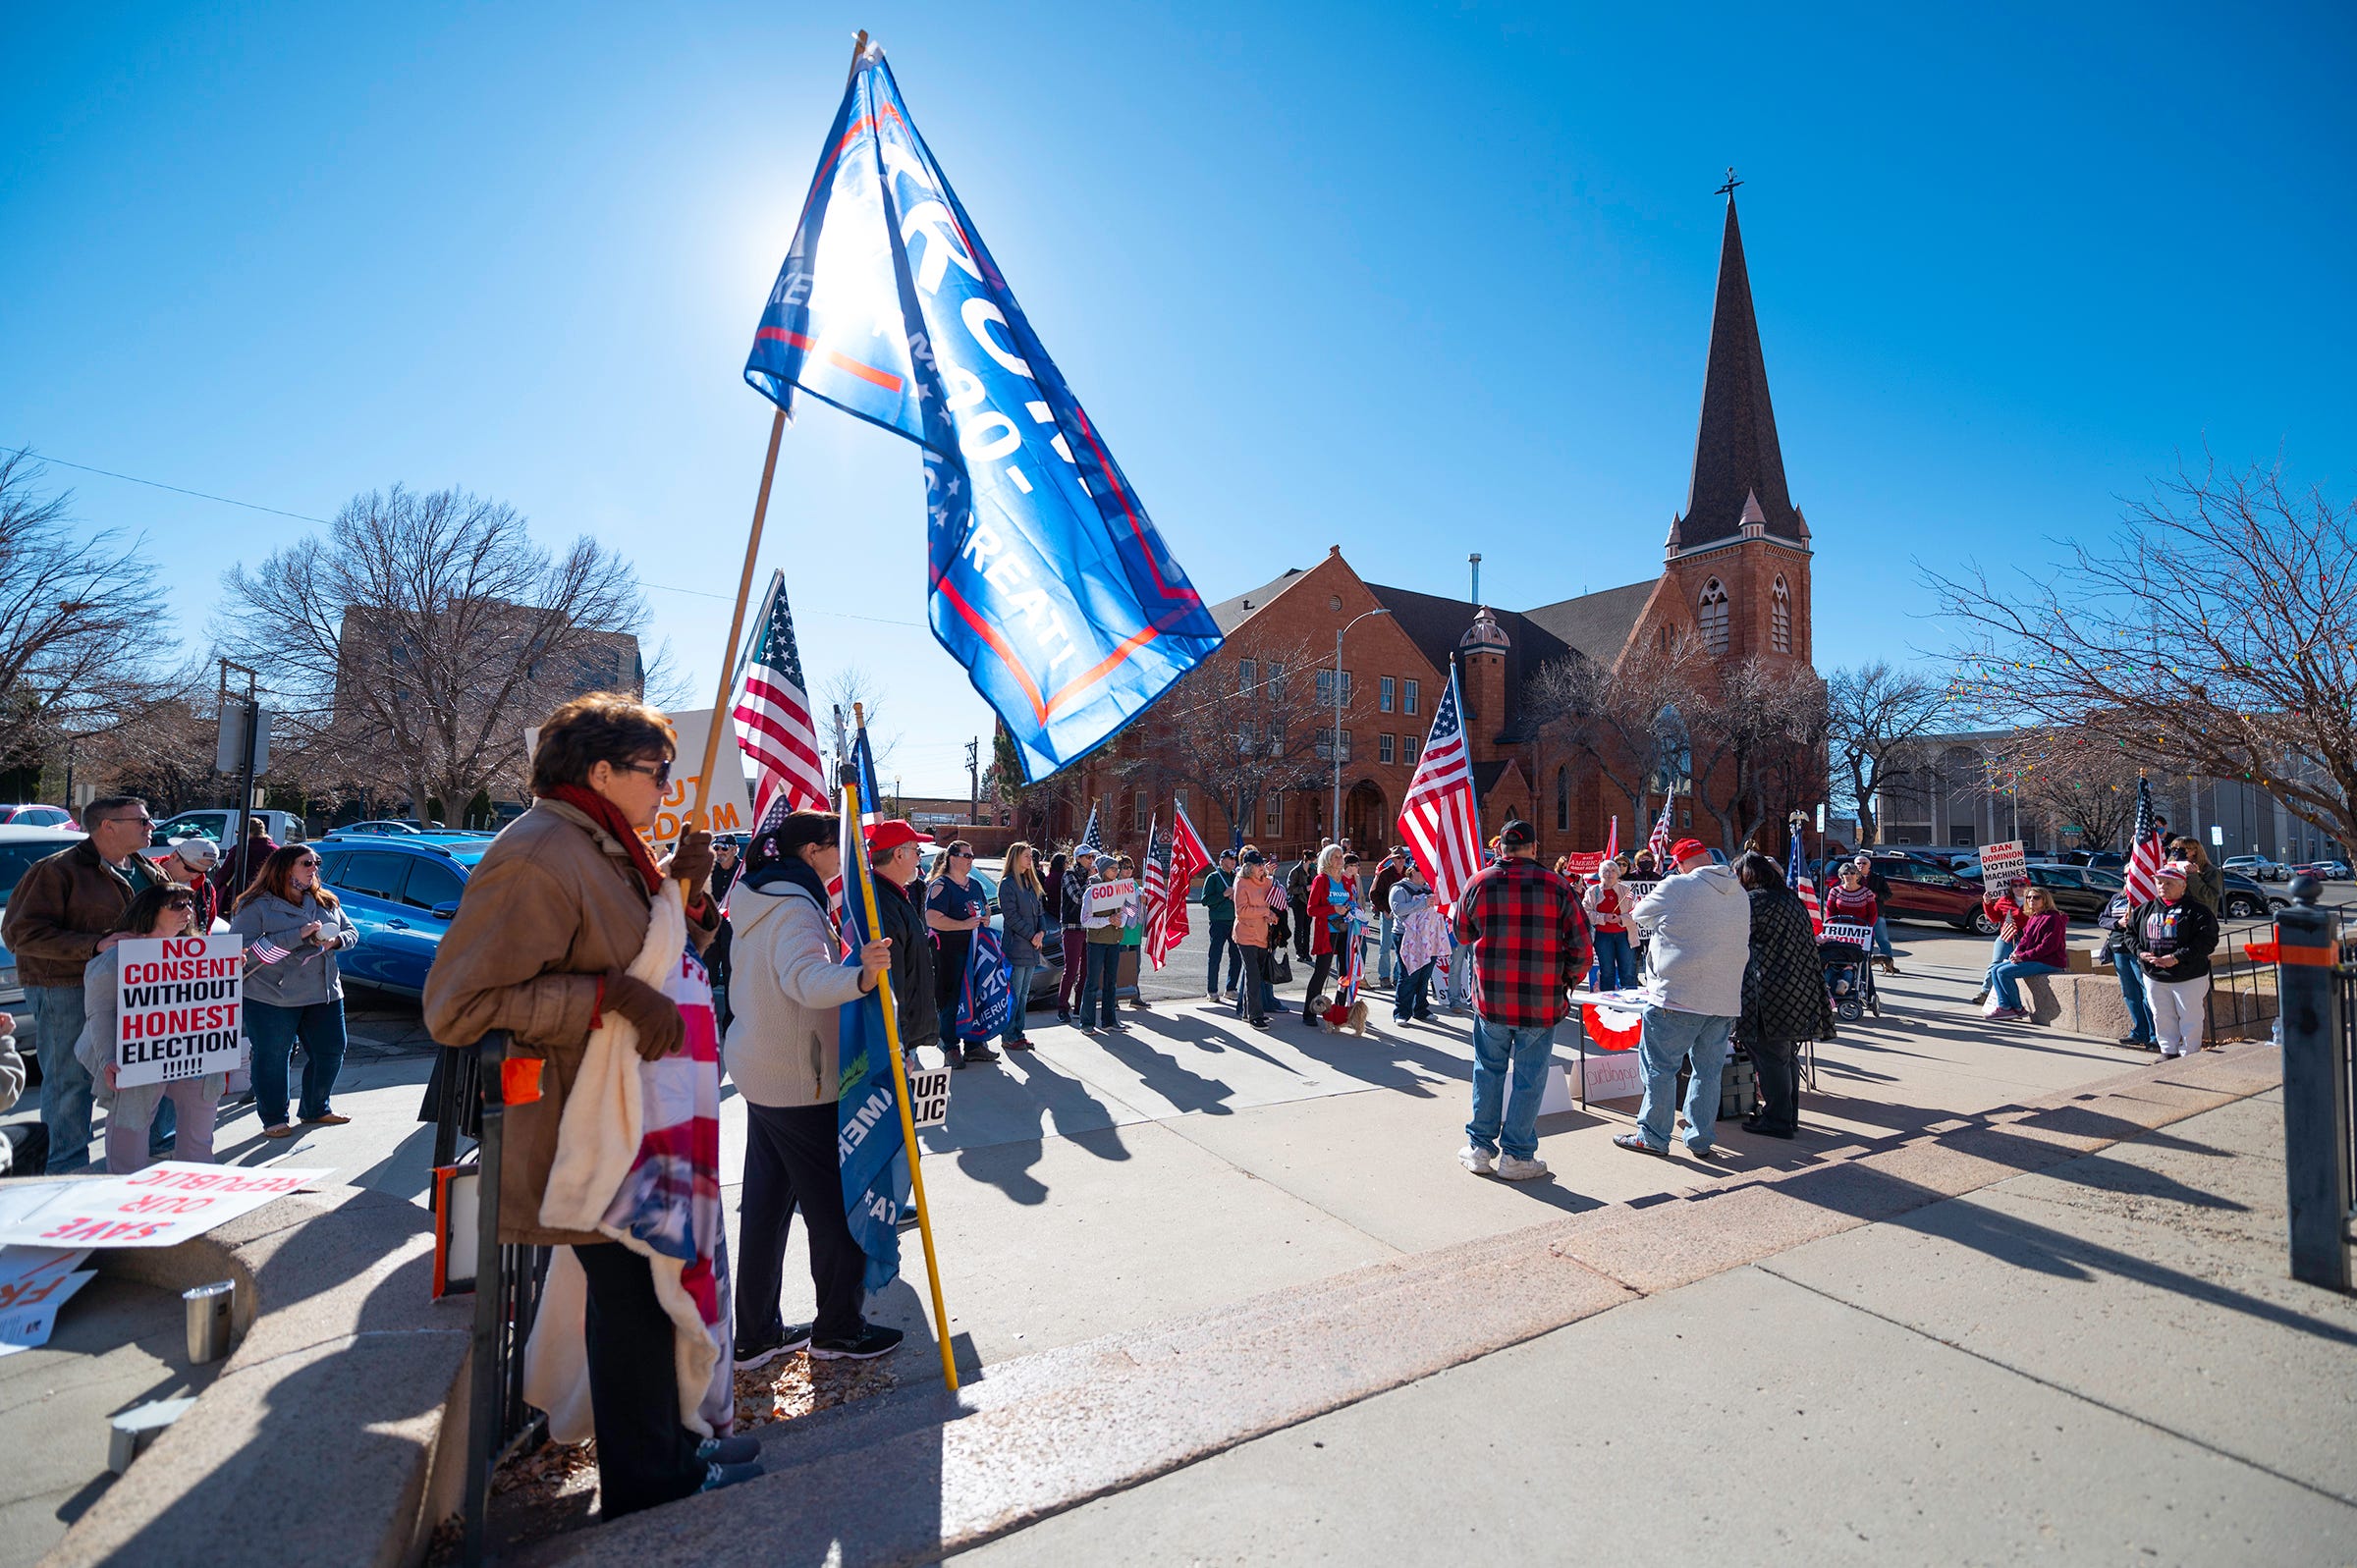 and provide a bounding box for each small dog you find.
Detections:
[1309,994,1370,1036]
